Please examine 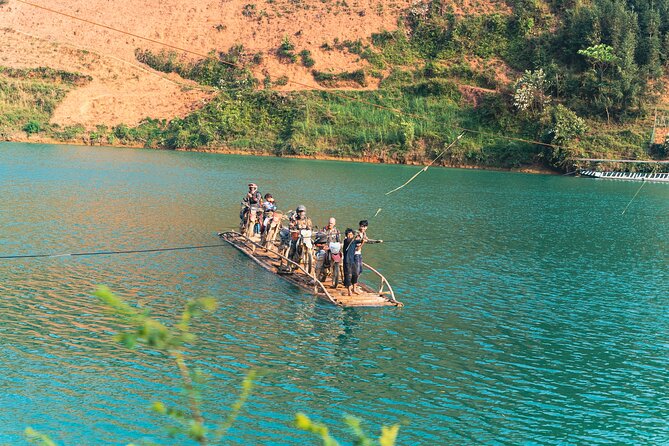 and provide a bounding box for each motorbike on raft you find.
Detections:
[240,205,263,239]
[317,241,343,288]
[279,228,314,275]
[261,211,284,250]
